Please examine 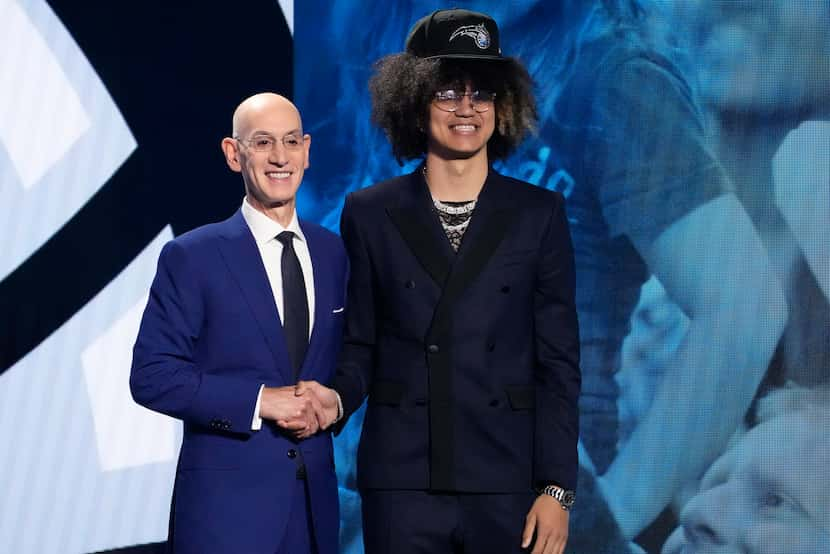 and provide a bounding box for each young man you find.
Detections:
[130,93,346,554]
[303,9,580,554]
